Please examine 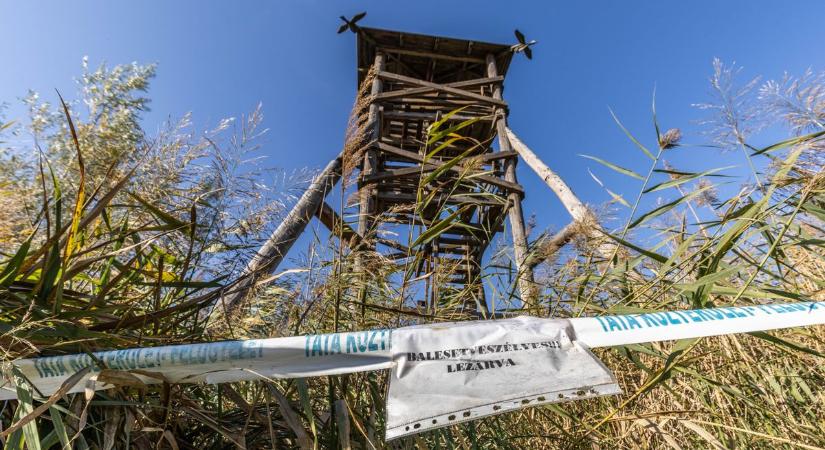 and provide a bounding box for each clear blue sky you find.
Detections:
[2,0,824,241]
